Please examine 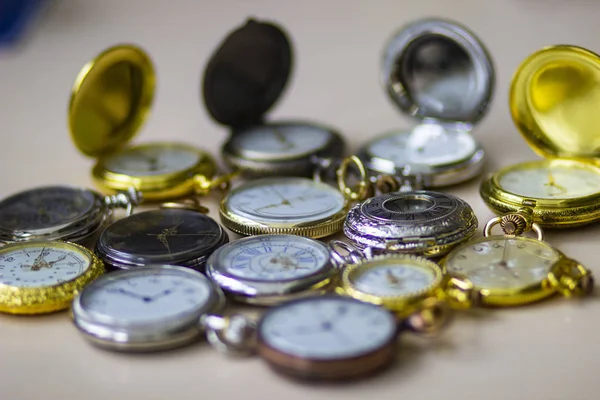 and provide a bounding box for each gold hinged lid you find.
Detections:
[510,45,600,161]
[68,44,155,158]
